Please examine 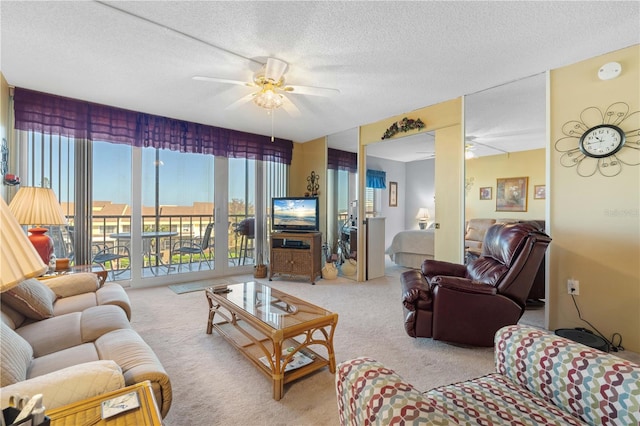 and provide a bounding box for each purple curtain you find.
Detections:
[328,148,357,172]
[14,87,293,164]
